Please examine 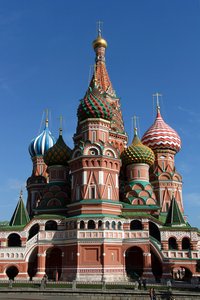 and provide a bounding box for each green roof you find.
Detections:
[165,196,186,227]
[9,192,30,226]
